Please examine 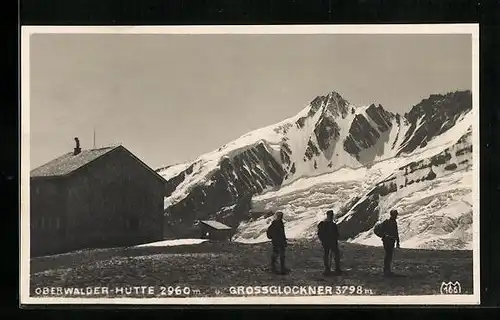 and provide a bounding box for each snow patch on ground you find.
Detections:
[135,239,208,247]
